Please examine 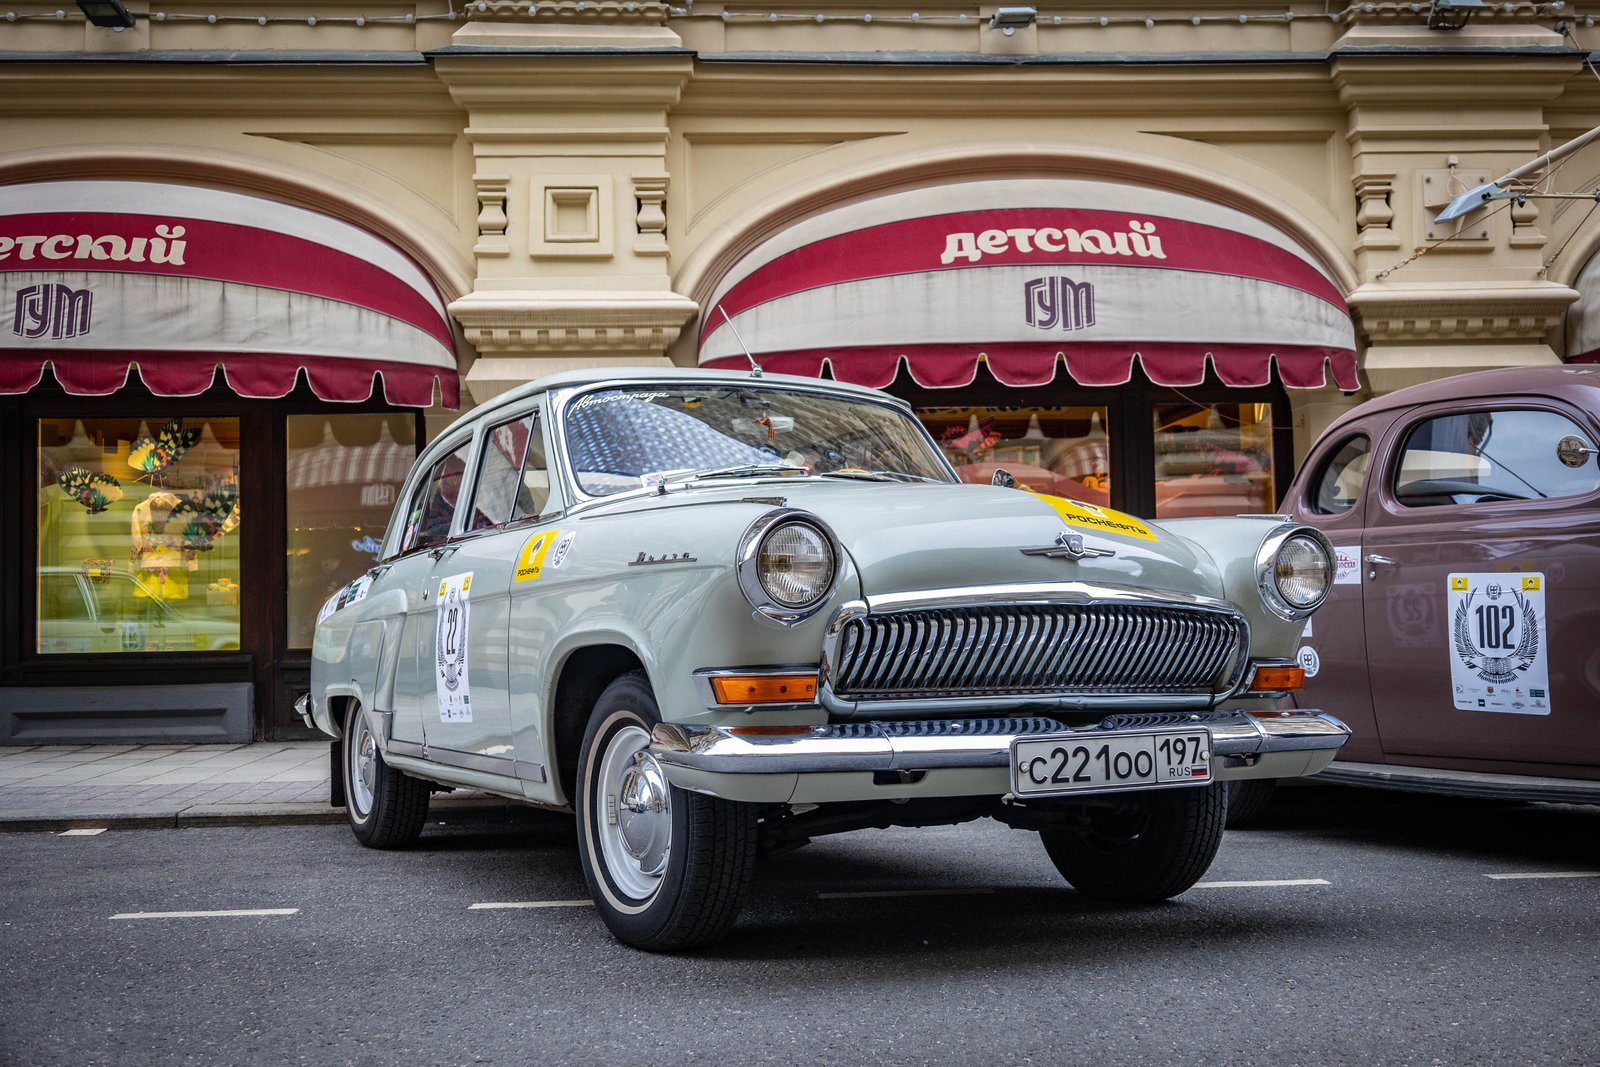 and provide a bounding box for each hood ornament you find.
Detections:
[1021,531,1115,562]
